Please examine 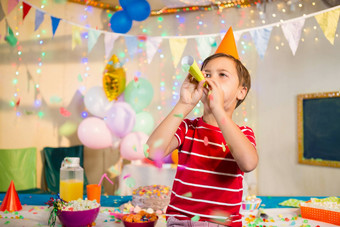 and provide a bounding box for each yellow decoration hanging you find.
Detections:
[103,55,126,101]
